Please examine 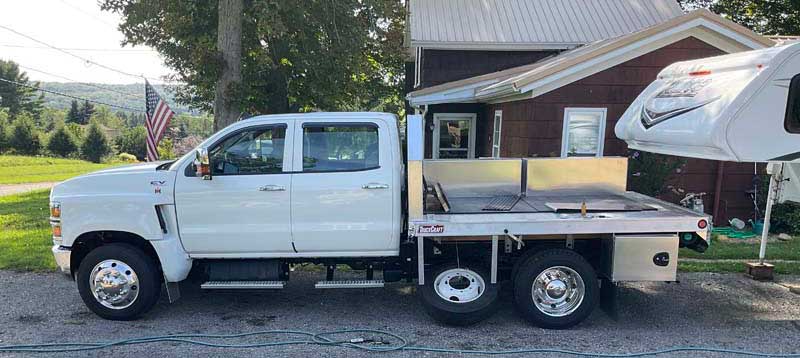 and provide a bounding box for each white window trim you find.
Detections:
[432,113,477,159]
[414,47,422,88]
[560,107,607,158]
[492,110,503,158]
